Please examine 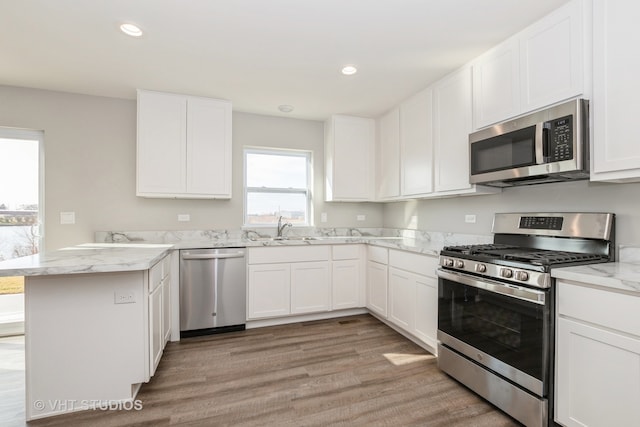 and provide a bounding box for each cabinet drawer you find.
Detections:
[367,245,388,264]
[332,244,361,260]
[248,245,330,264]
[389,249,438,278]
[558,281,640,337]
[150,254,170,290]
